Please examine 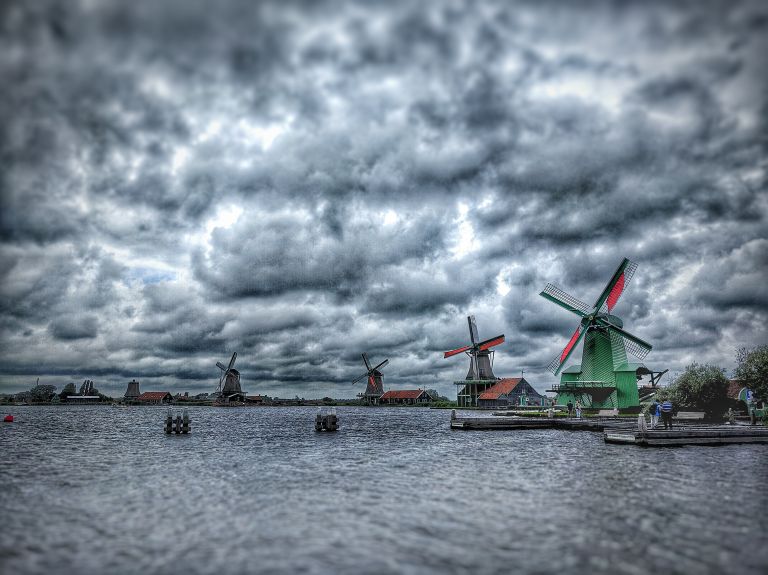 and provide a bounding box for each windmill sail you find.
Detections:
[594,259,638,313]
[468,315,479,345]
